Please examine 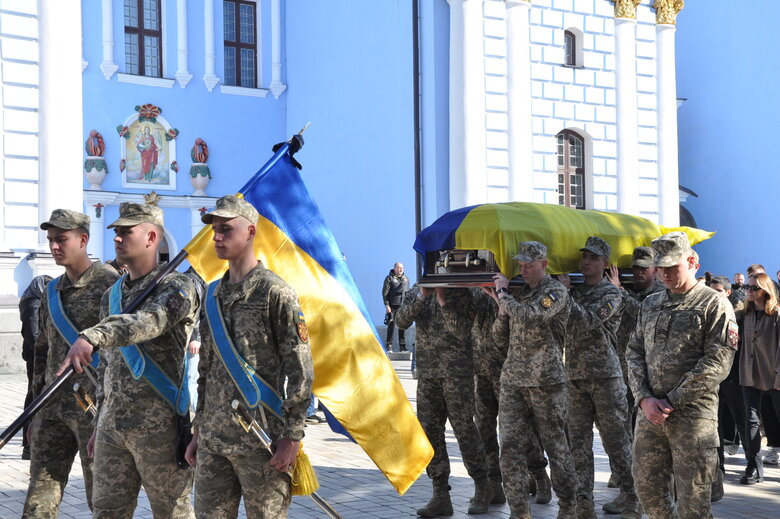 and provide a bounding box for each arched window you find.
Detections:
[564,30,576,67]
[557,130,585,209]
